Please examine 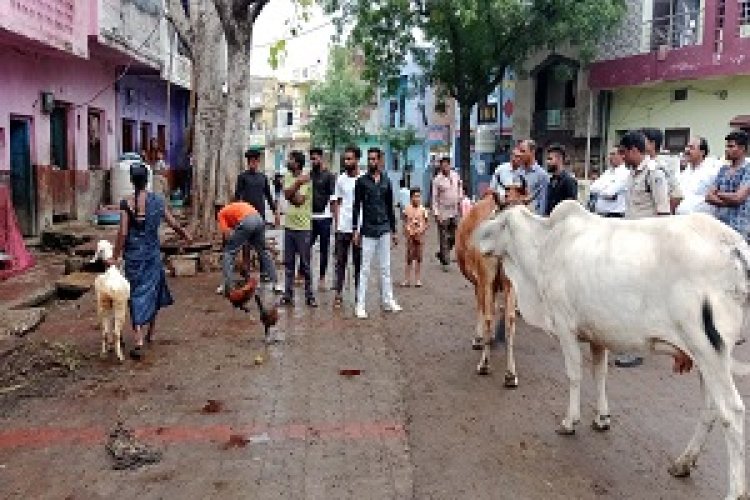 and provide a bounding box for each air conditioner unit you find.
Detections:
[546,109,561,128]
[40,92,55,114]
